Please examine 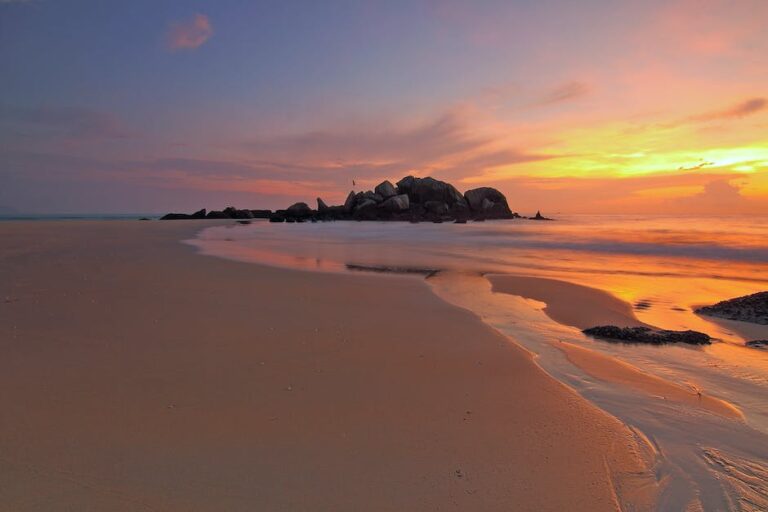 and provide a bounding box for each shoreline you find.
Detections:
[0,220,657,510]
